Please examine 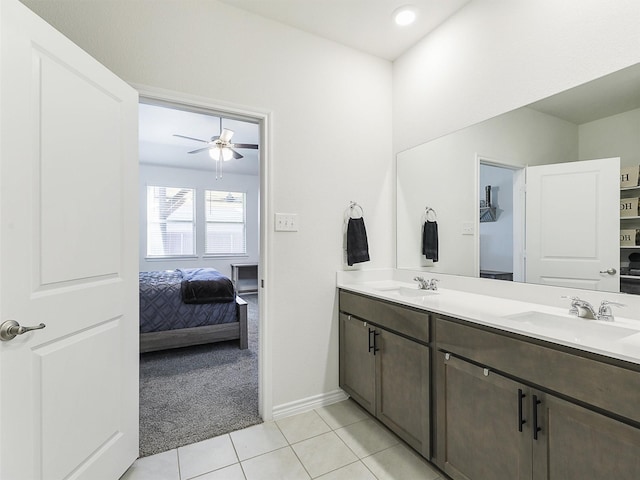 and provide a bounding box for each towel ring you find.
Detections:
[349,201,364,219]
[424,207,437,222]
